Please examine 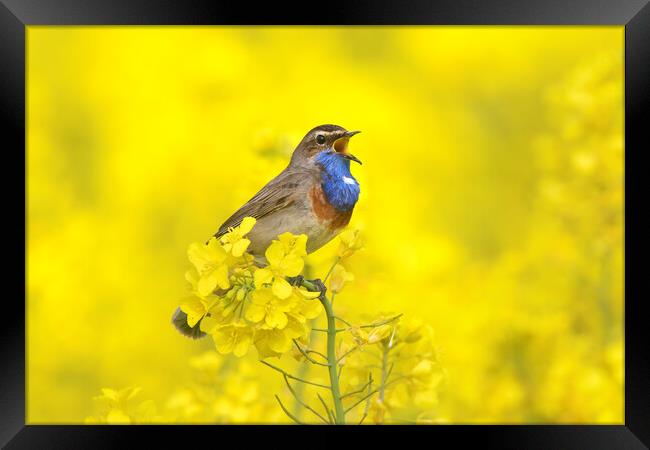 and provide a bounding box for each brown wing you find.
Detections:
[214,169,309,238]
